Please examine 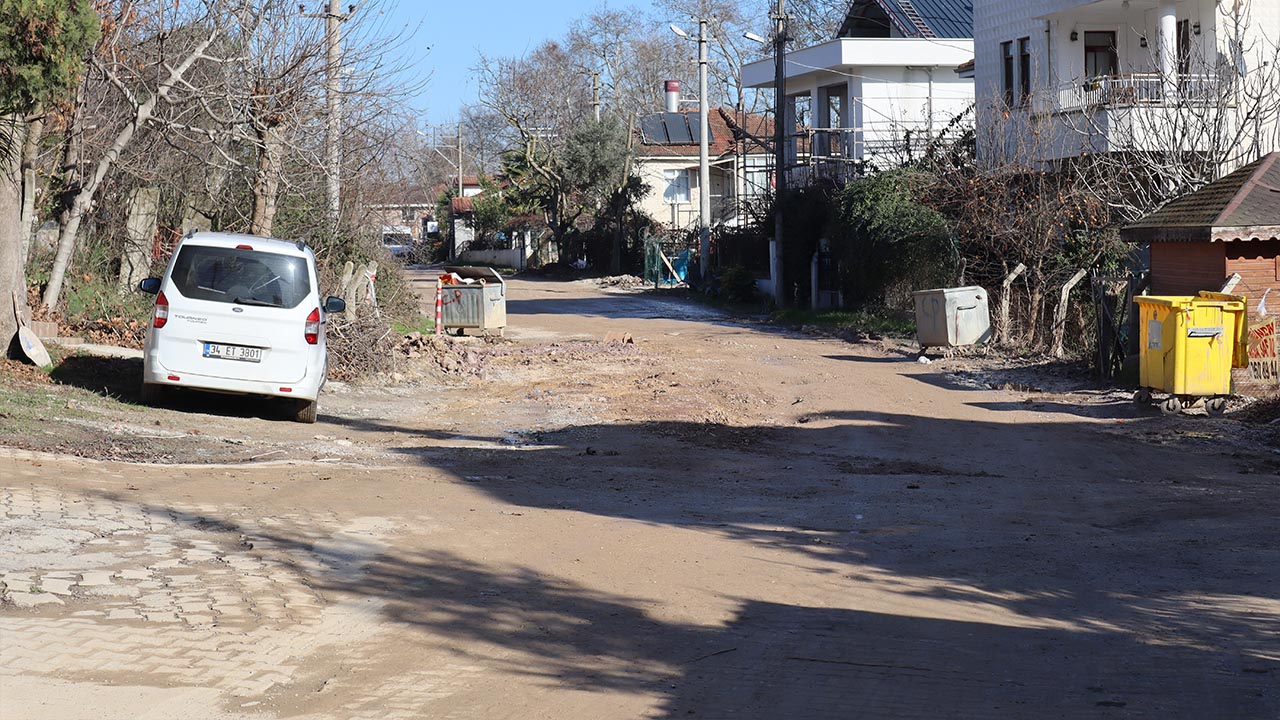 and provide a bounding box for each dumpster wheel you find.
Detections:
[1159,397,1182,416]
[1133,388,1153,405]
[1205,397,1227,417]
